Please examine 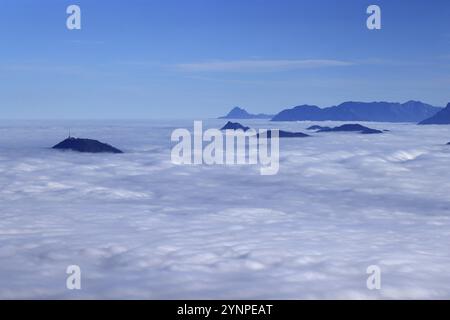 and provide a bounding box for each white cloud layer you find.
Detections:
[0,120,450,299]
